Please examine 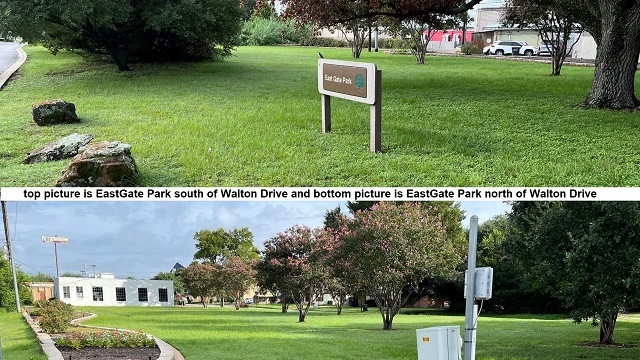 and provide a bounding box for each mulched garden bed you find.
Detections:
[58,346,161,360]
